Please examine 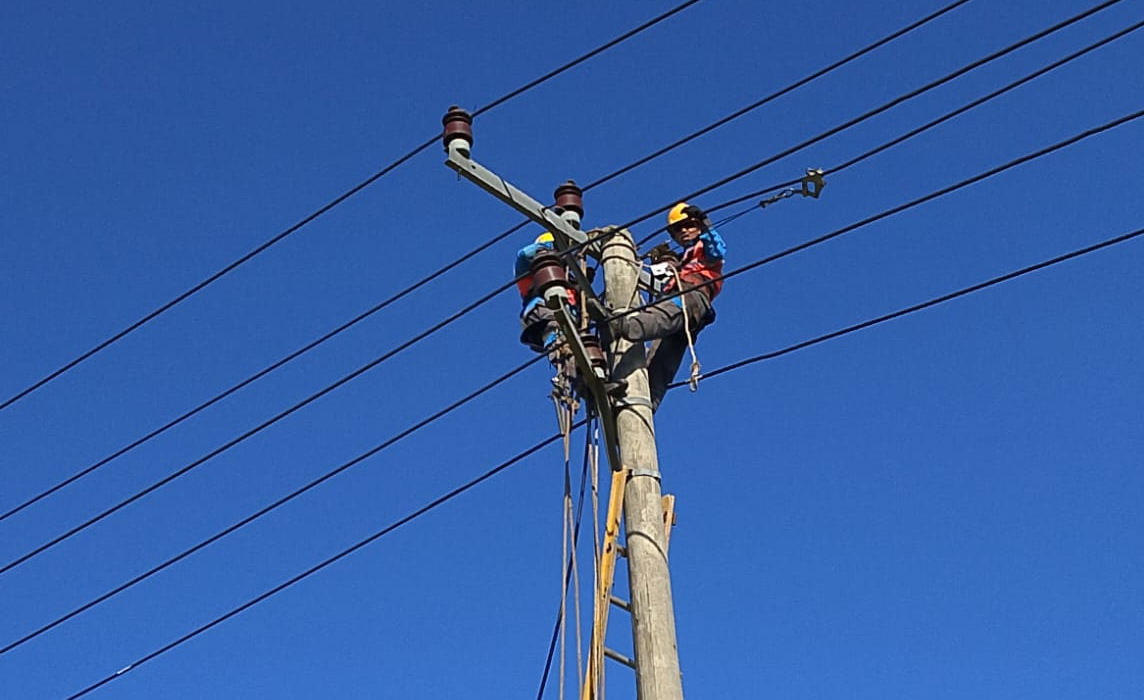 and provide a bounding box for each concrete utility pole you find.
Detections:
[600,230,685,700]
[440,106,684,699]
